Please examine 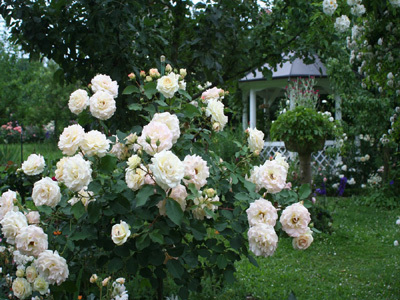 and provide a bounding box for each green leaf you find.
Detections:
[298,184,311,200]
[128,103,143,111]
[88,180,102,194]
[247,254,259,267]
[136,233,150,250]
[98,155,118,174]
[234,192,249,201]
[37,205,52,216]
[108,257,124,273]
[217,254,228,269]
[71,202,85,220]
[144,81,157,99]
[155,100,168,107]
[166,259,184,279]
[135,185,155,207]
[70,227,97,241]
[149,231,164,244]
[178,89,192,100]
[87,202,101,223]
[122,85,140,95]
[182,104,200,118]
[166,197,183,226]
